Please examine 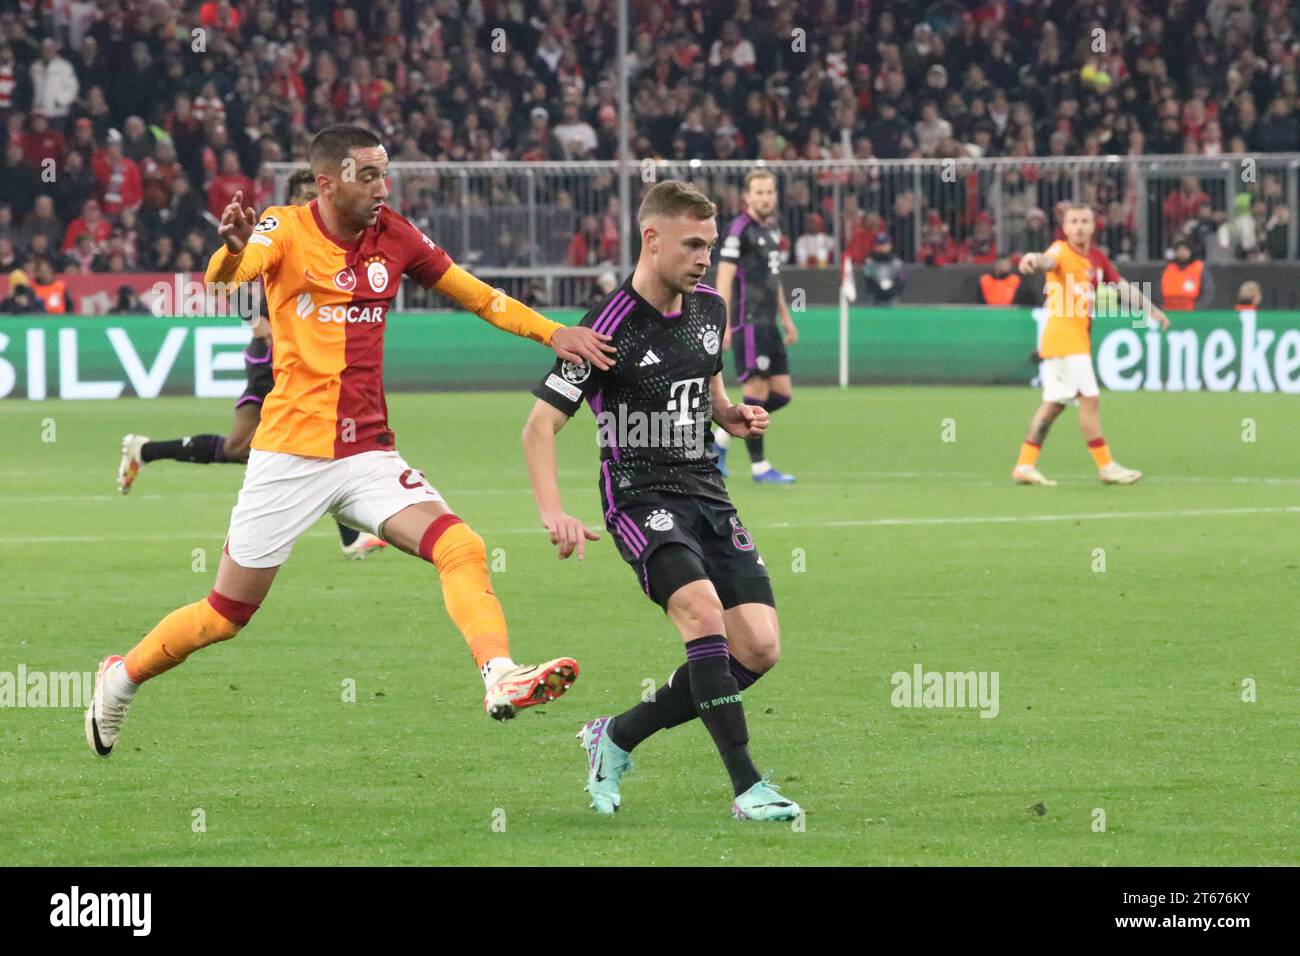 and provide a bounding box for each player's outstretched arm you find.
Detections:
[522,398,599,560]
[433,264,615,369]
[1018,251,1056,274]
[710,373,768,438]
